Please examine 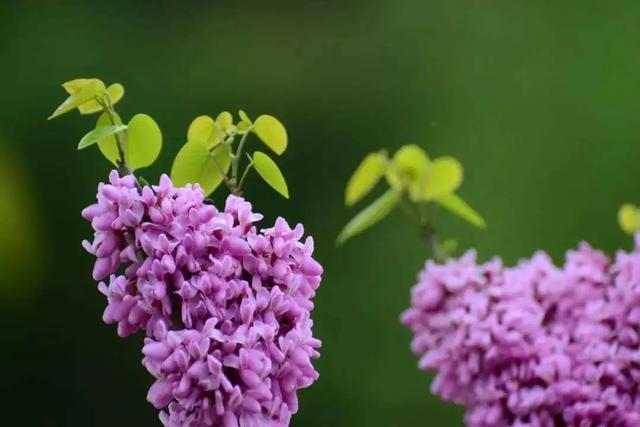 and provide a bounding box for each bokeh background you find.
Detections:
[2,1,640,425]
